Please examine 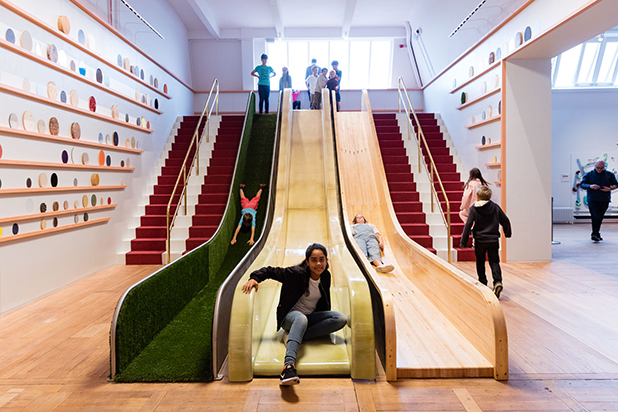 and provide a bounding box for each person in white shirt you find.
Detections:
[305,66,320,109]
